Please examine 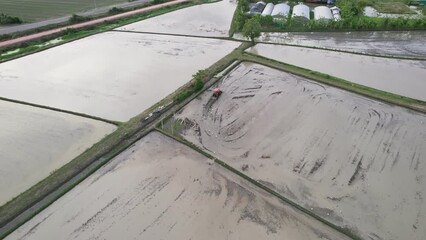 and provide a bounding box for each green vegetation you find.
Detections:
[229,0,249,35]
[175,70,206,103]
[353,0,416,14]
[375,1,415,14]
[108,7,126,14]
[69,14,91,24]
[242,16,261,43]
[0,13,23,25]
[230,0,426,34]
[0,0,130,22]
